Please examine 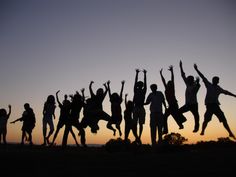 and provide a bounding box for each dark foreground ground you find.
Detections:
[1,143,236,177]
